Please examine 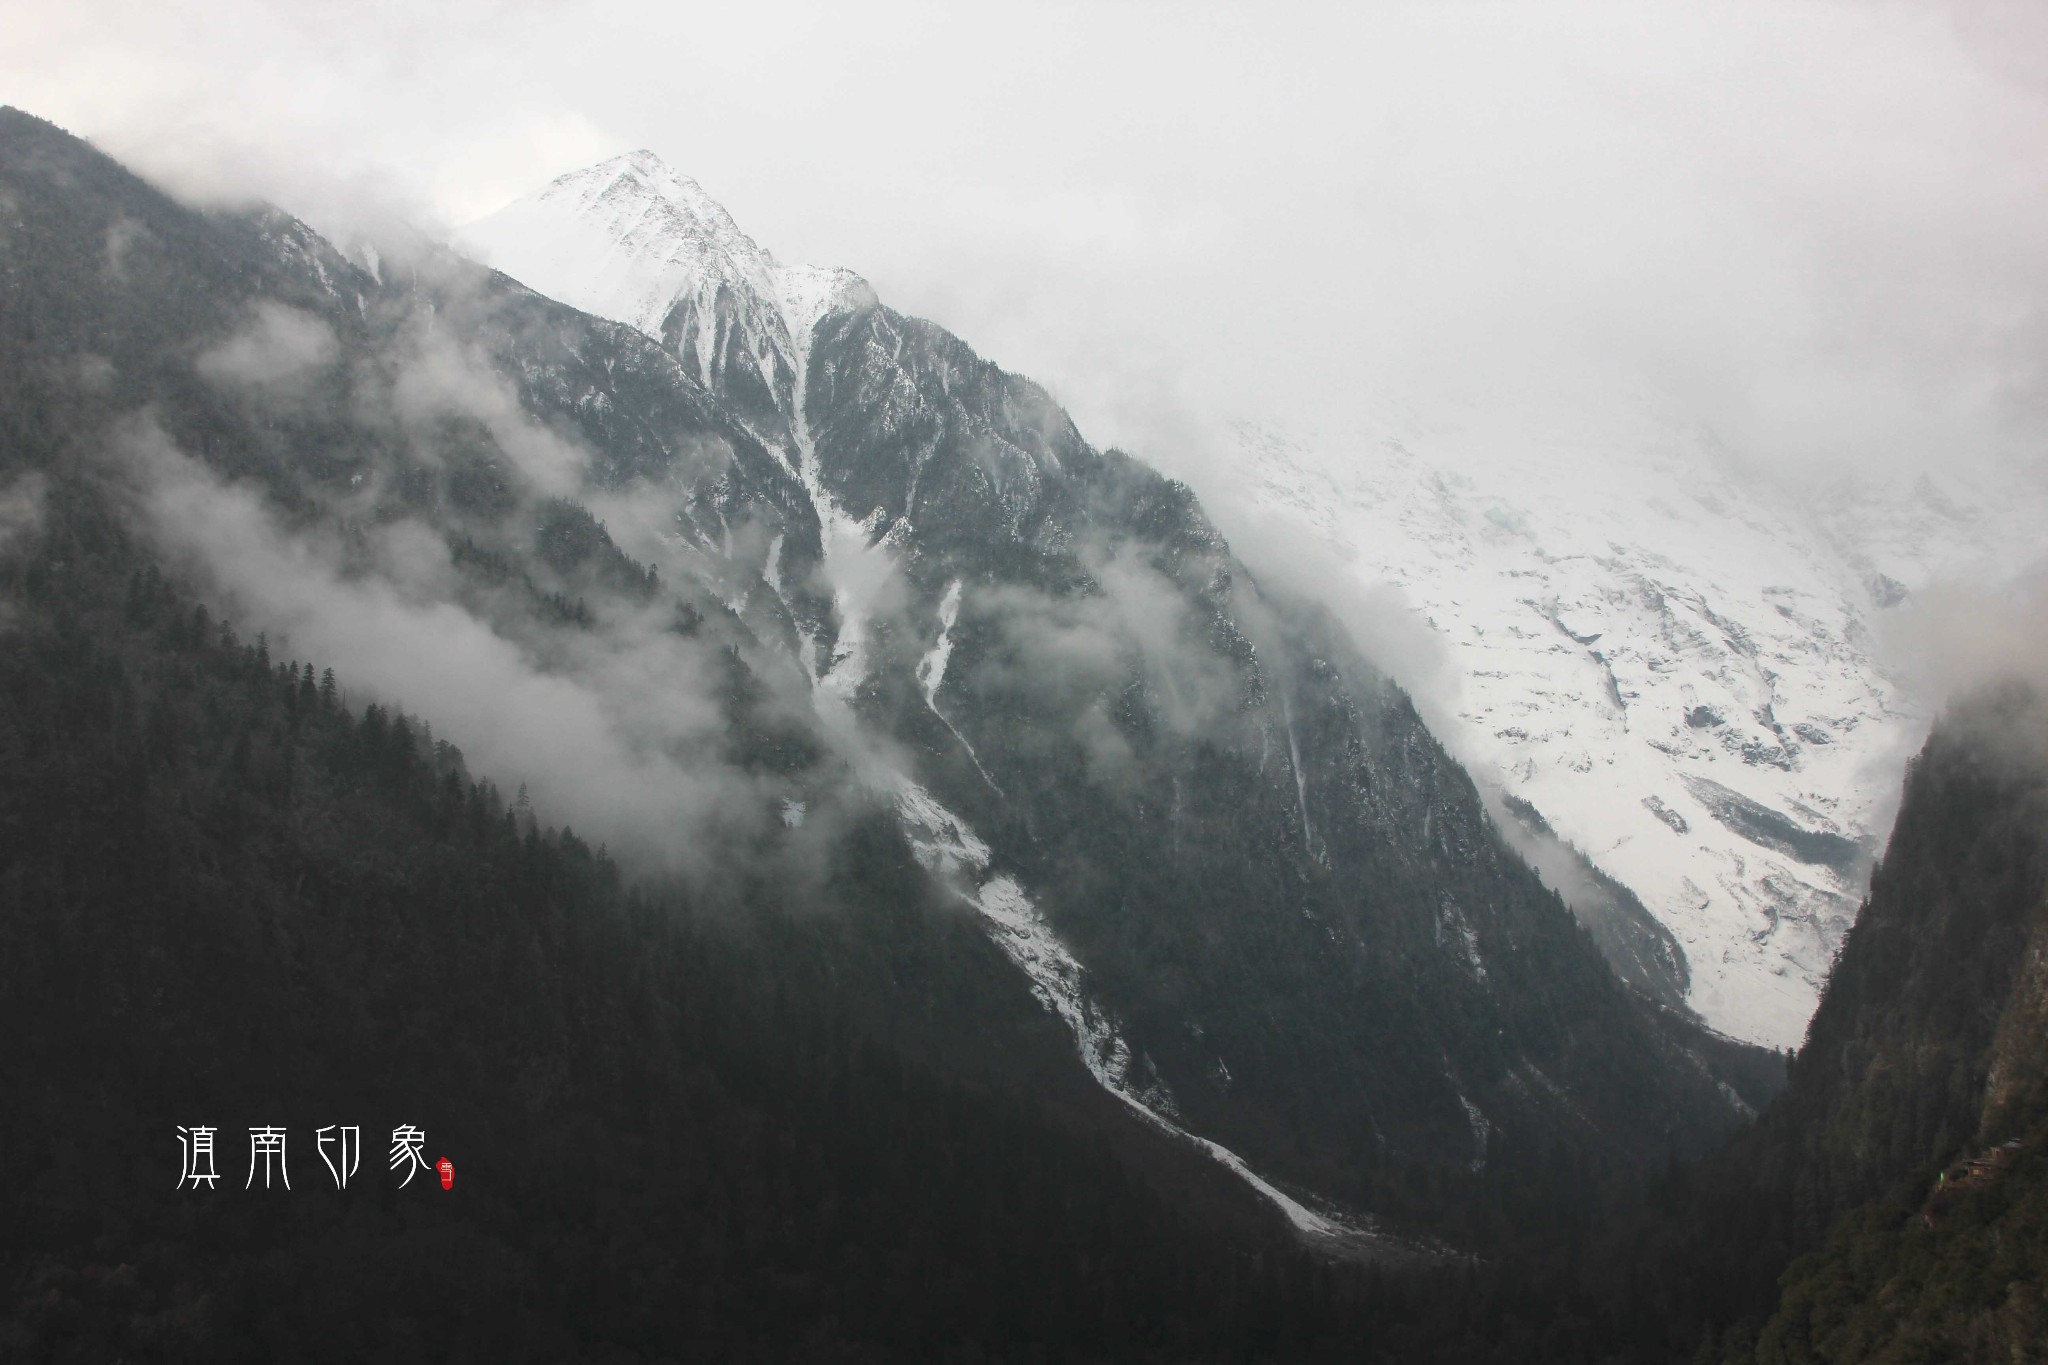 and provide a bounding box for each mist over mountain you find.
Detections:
[0,94,1782,1246]
[465,145,1800,1191]
[6,9,2048,1351]
[20,2,2048,1054]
